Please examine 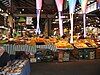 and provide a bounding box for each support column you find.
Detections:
[48,18,52,36]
